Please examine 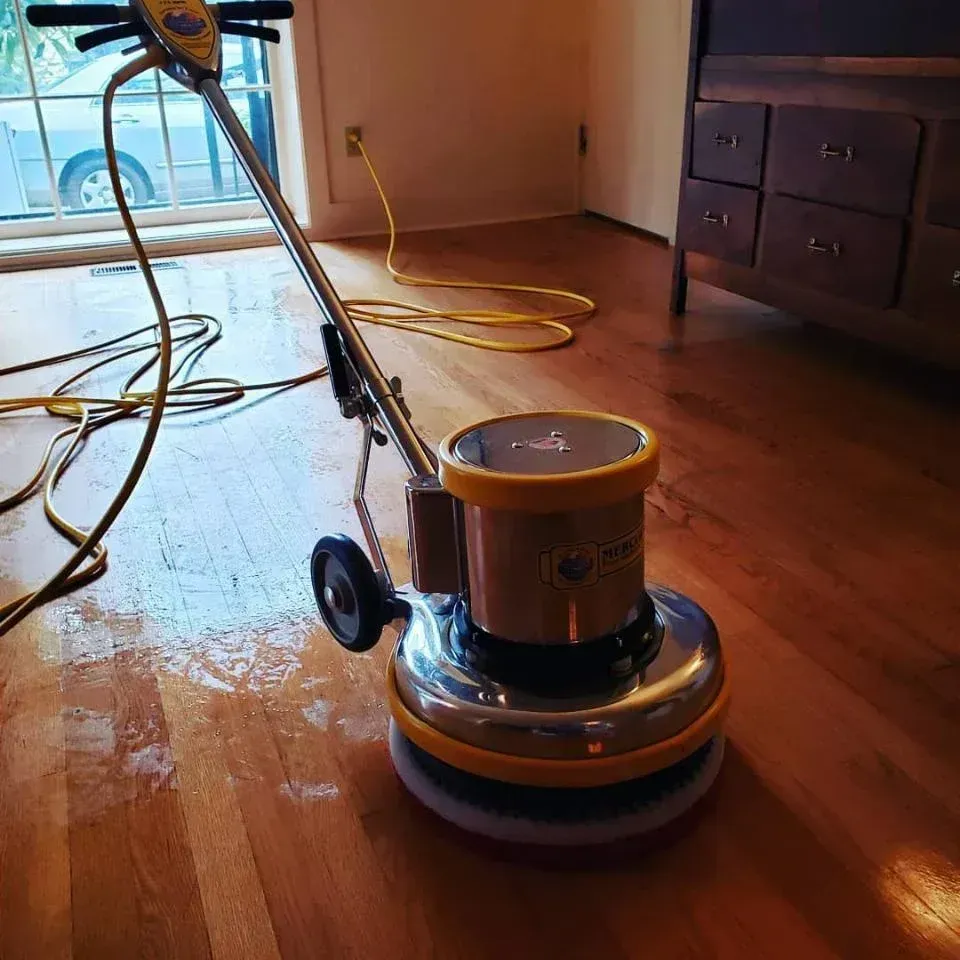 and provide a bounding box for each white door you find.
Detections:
[581,0,693,243]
